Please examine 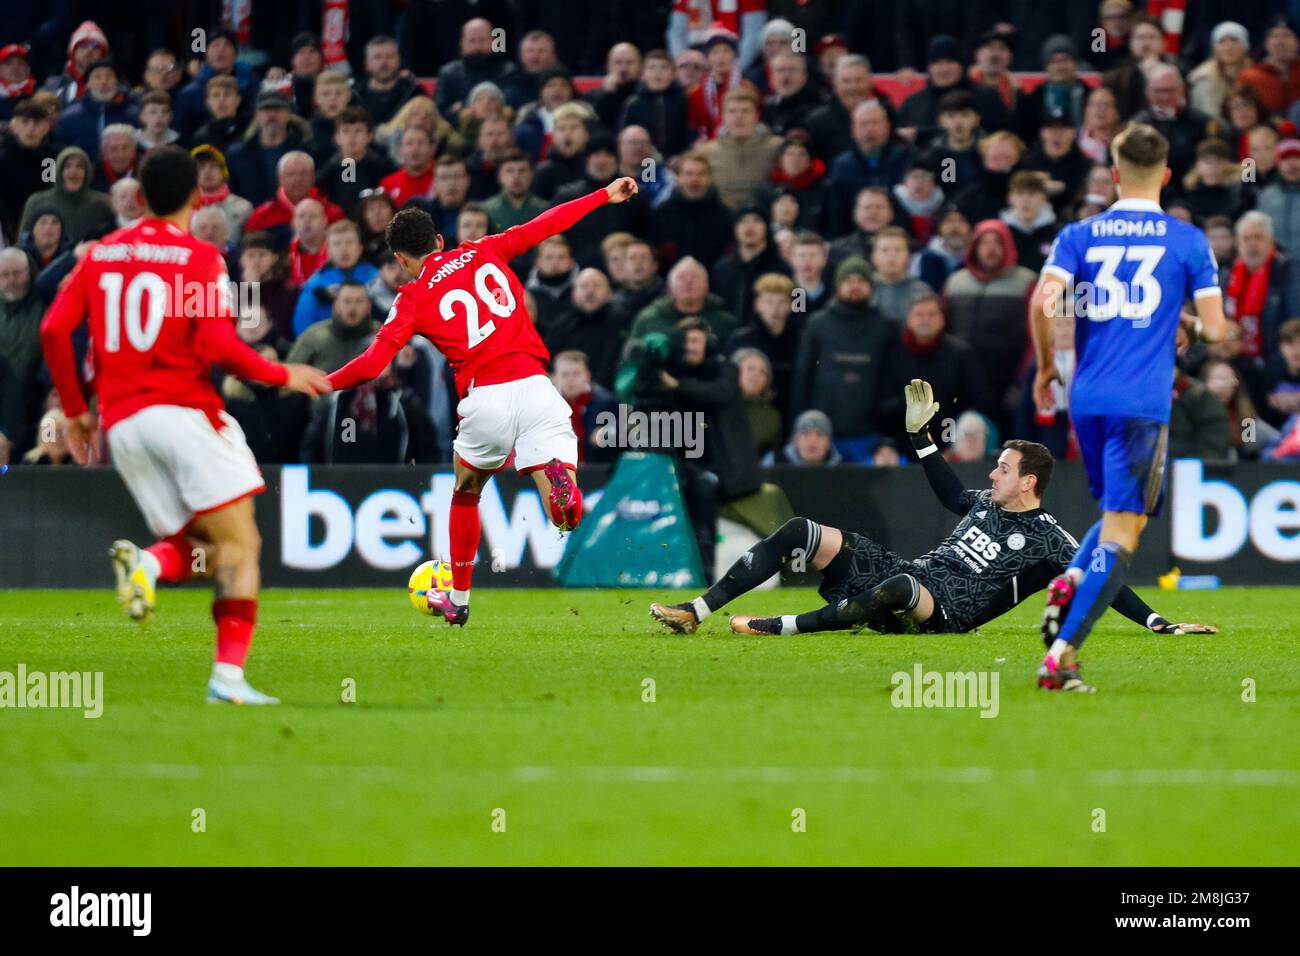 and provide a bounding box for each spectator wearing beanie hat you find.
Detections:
[791,255,896,460]
[1189,21,1253,120]
[42,20,108,107]
[765,409,843,467]
[0,44,35,122]
[193,145,254,244]
[1014,35,1088,143]
[896,35,1008,148]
